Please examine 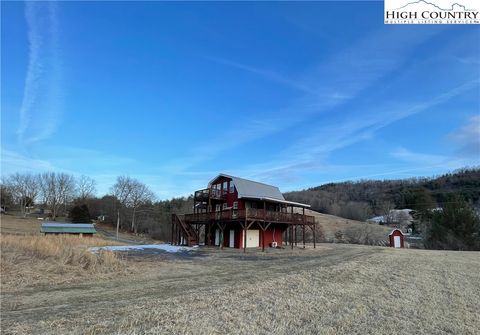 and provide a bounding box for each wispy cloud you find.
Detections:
[391,147,447,164]
[1,148,60,175]
[206,56,314,93]
[183,26,444,171]
[448,115,480,157]
[240,80,479,184]
[17,1,62,145]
